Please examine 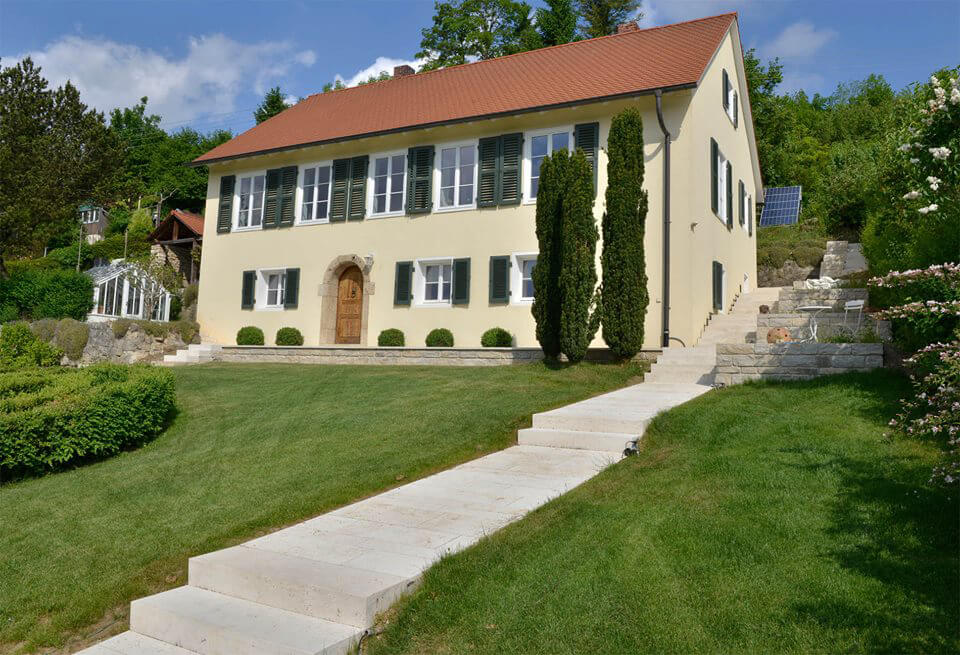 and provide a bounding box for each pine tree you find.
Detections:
[601,107,649,358]
[254,87,290,124]
[576,0,641,39]
[536,0,578,46]
[532,152,565,358]
[558,149,599,362]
